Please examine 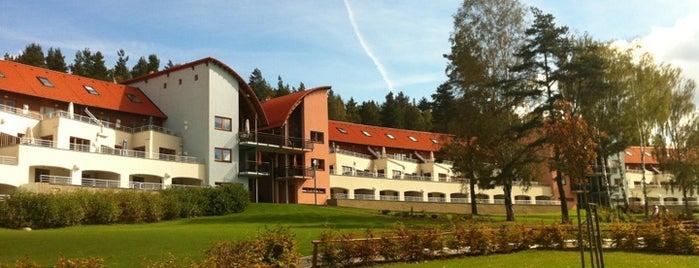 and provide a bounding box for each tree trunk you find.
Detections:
[504,182,515,221]
[469,173,478,215]
[556,168,569,223]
